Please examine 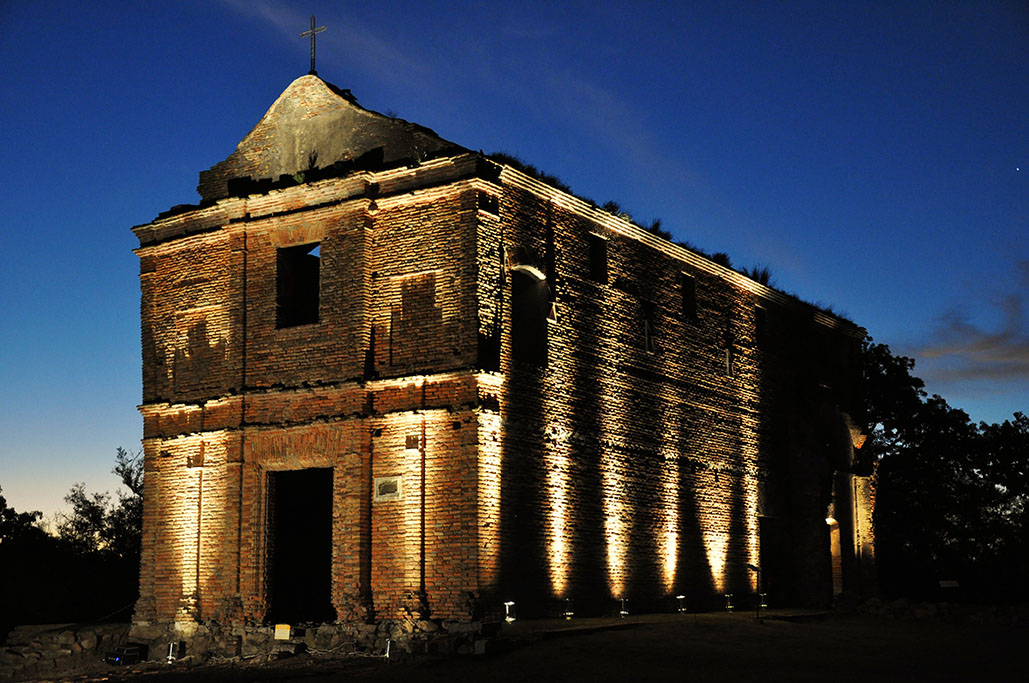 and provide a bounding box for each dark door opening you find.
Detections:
[267,468,335,624]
